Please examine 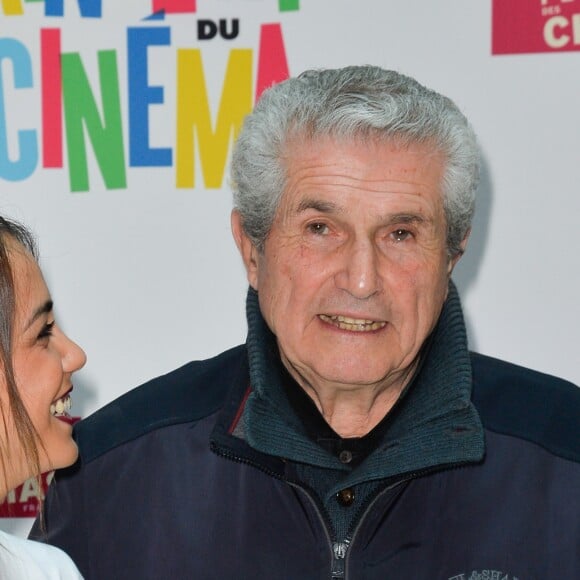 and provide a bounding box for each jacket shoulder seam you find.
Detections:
[75,345,246,464]
[471,352,580,463]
